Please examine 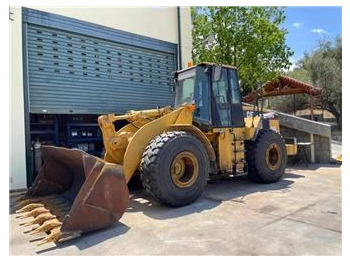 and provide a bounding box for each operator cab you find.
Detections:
[174,62,245,128]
